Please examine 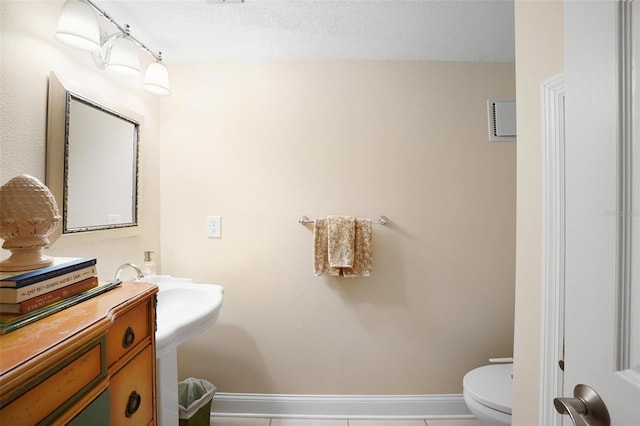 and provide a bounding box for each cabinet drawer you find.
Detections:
[107,300,151,366]
[0,340,106,425]
[109,345,154,425]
